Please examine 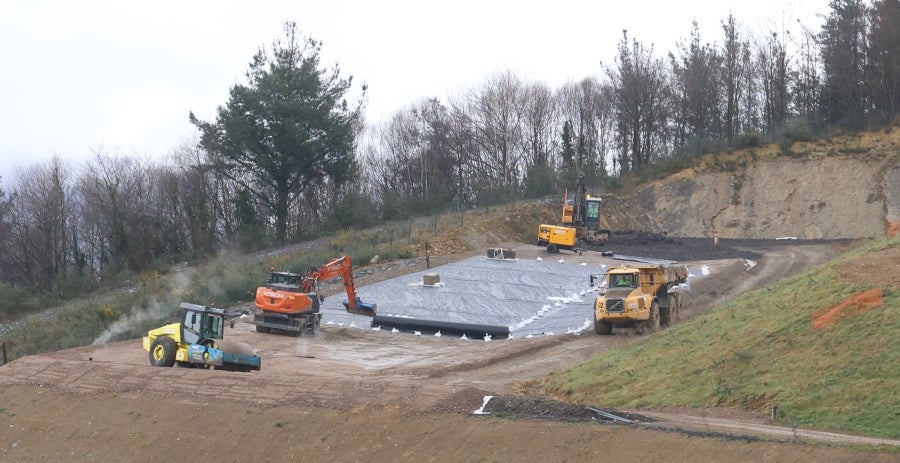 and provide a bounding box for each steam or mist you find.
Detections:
[91,302,163,345]
[296,338,310,357]
[92,263,197,345]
